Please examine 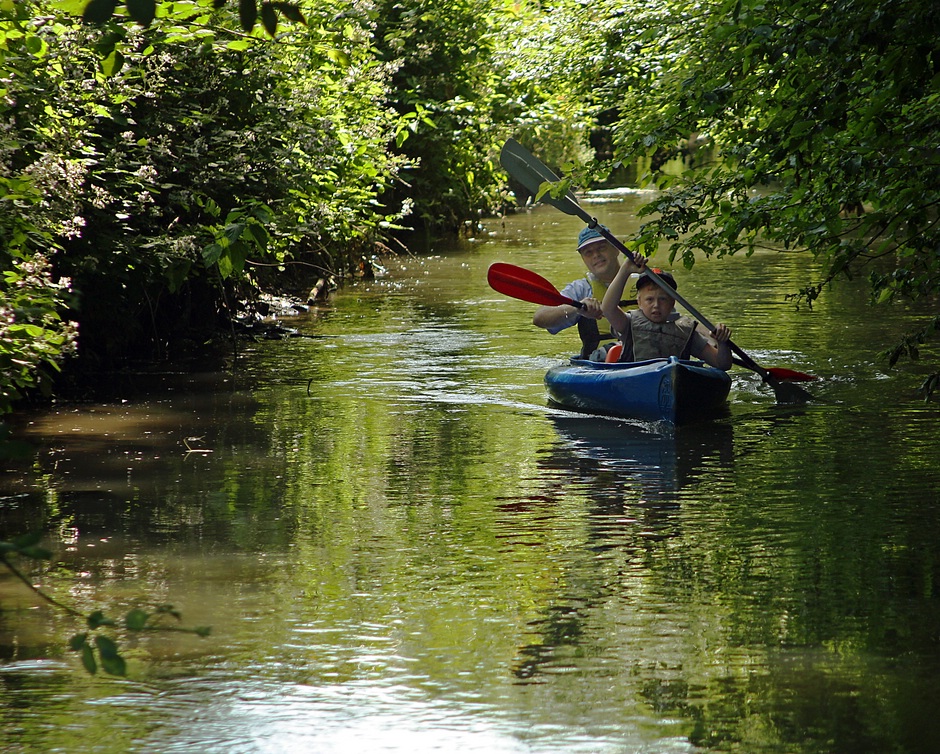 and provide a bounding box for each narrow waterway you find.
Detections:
[2,195,939,753]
